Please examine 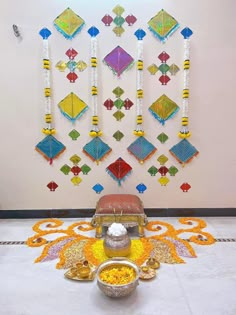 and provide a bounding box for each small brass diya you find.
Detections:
[139,265,156,280]
[77,266,91,278]
[146,257,160,269]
